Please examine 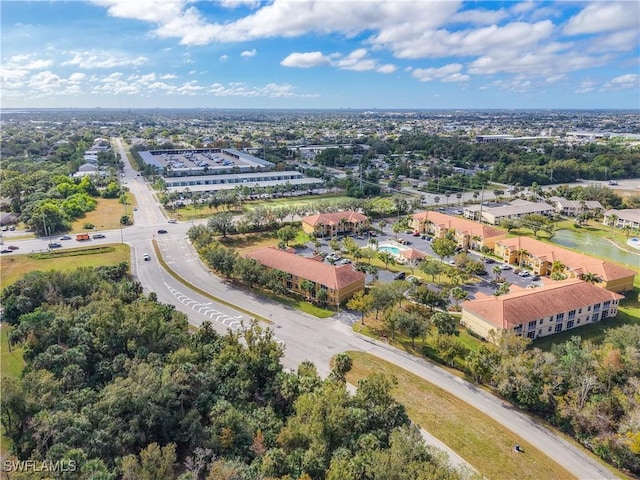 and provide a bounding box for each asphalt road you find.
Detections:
[0,138,620,479]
